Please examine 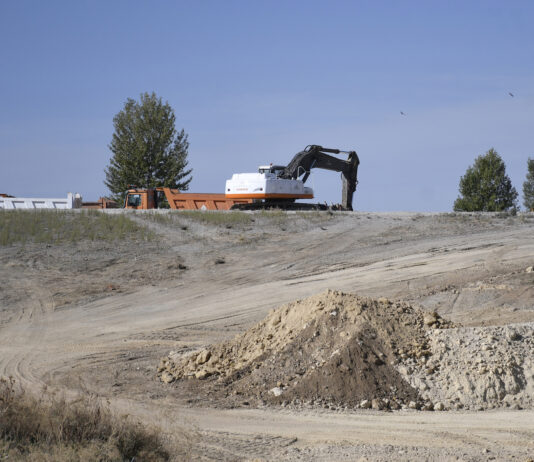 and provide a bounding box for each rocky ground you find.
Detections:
[403,321,534,411]
[1,210,534,460]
